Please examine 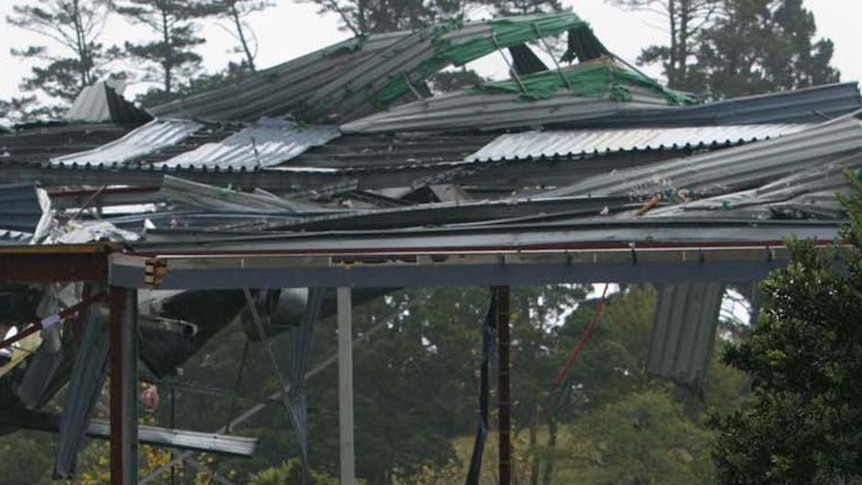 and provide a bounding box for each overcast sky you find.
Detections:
[0,0,859,102]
